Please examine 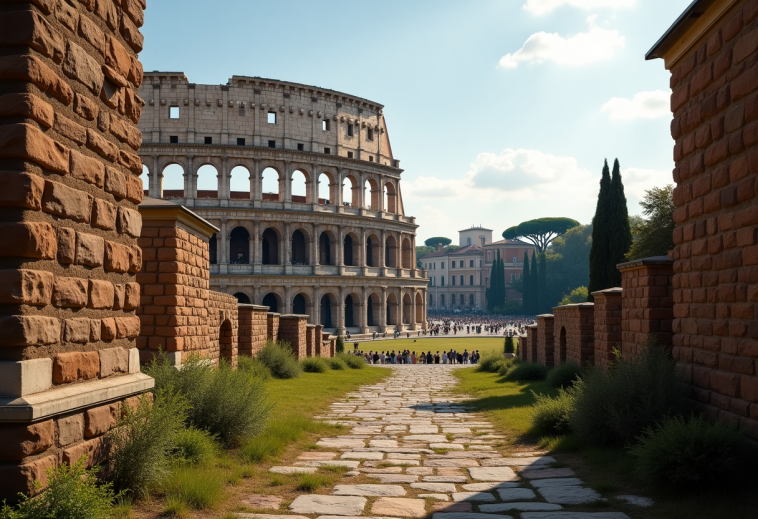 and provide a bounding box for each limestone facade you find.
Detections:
[136,73,428,334]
